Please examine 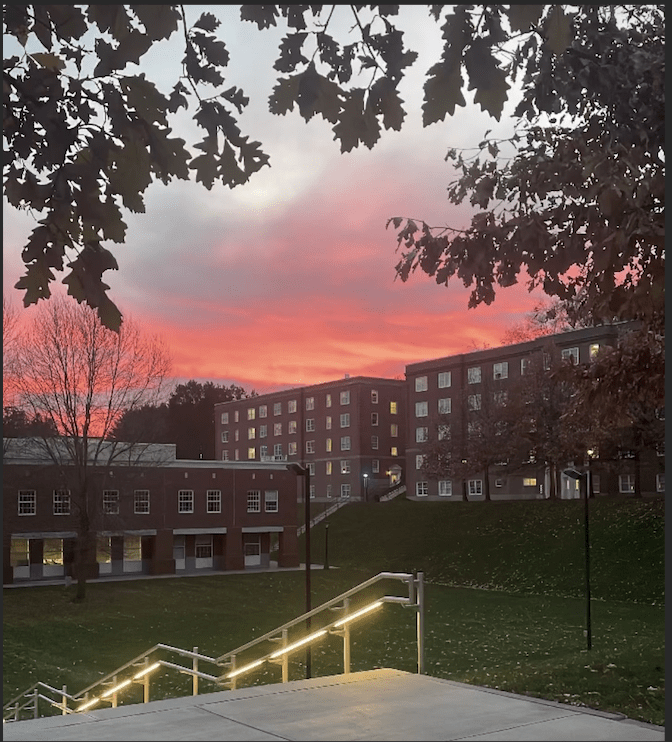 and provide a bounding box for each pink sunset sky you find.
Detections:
[3,6,551,395]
